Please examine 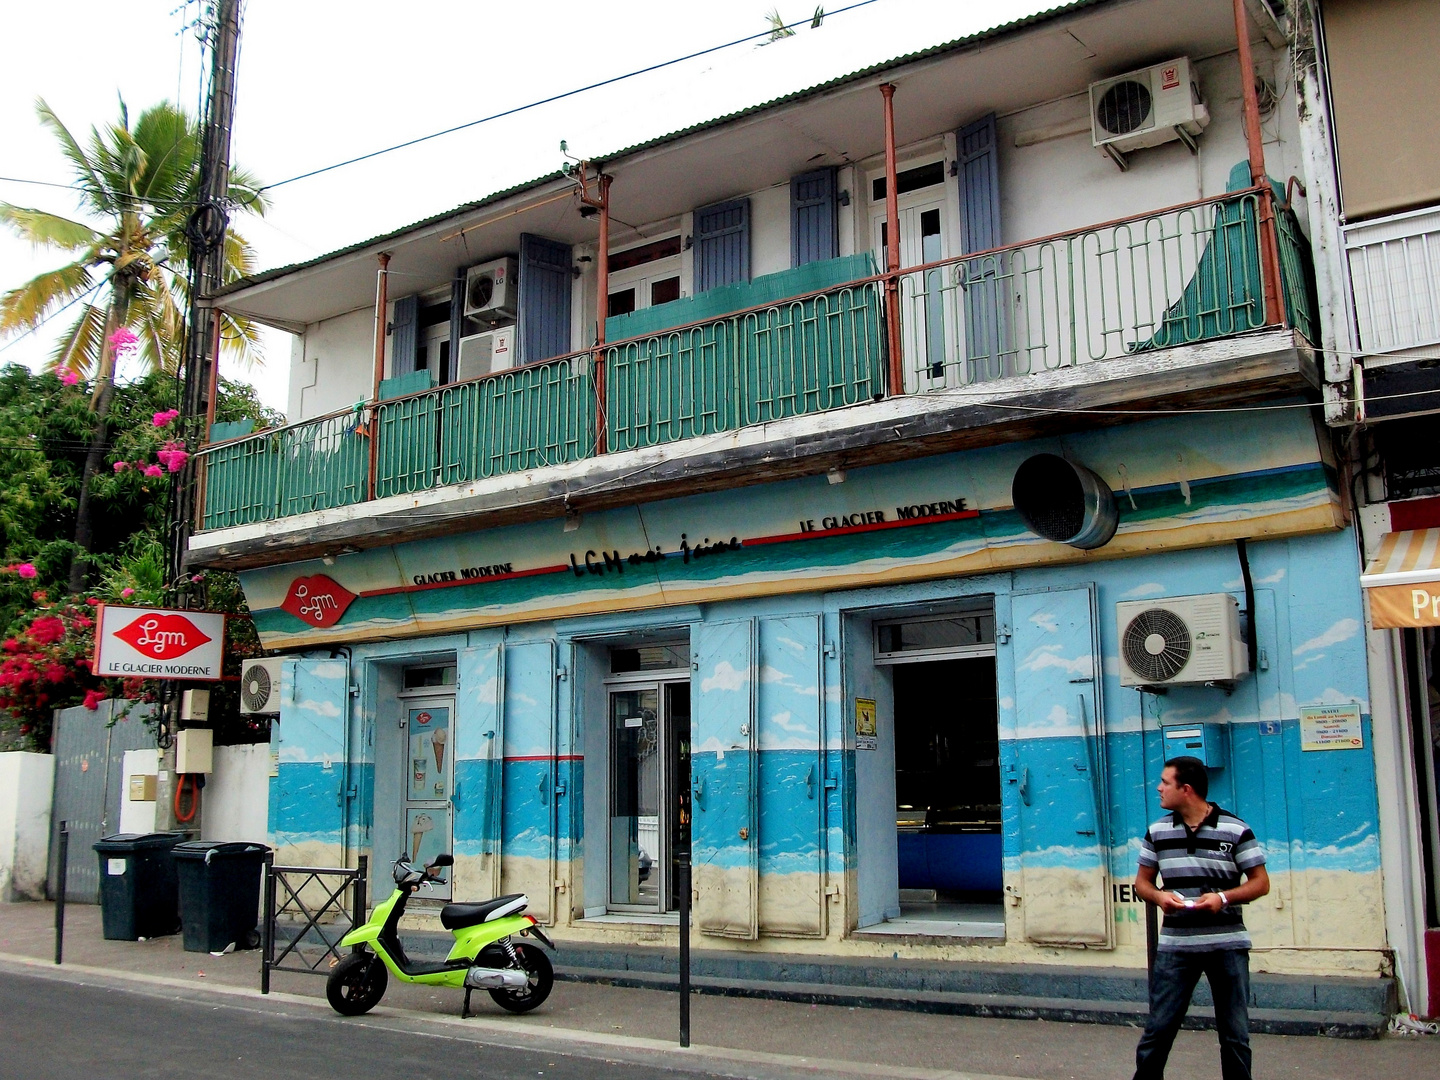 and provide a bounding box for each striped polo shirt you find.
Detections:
[1138,804,1265,952]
